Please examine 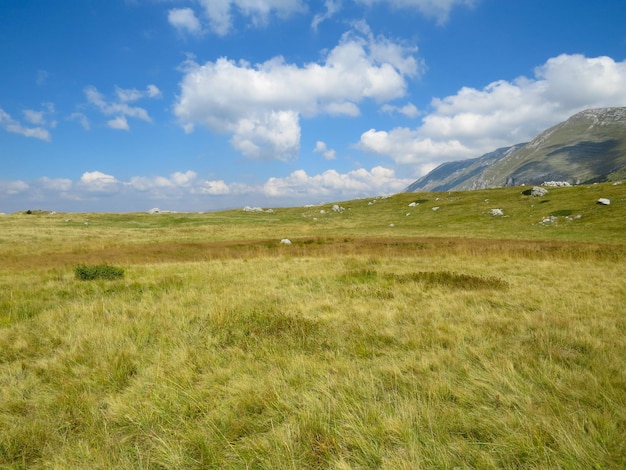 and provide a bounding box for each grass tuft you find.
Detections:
[74,264,125,281]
